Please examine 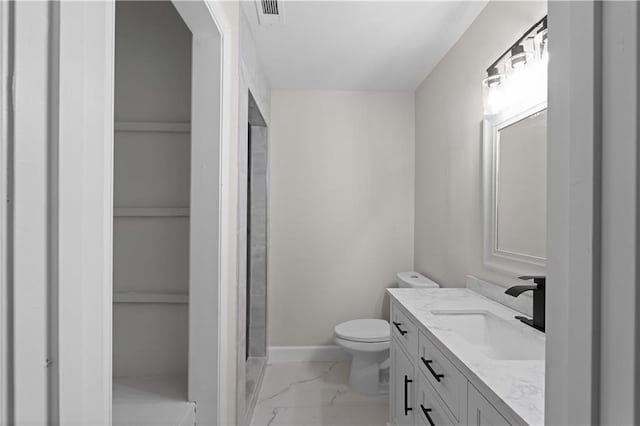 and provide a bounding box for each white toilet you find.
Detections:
[395,271,440,289]
[334,271,439,394]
